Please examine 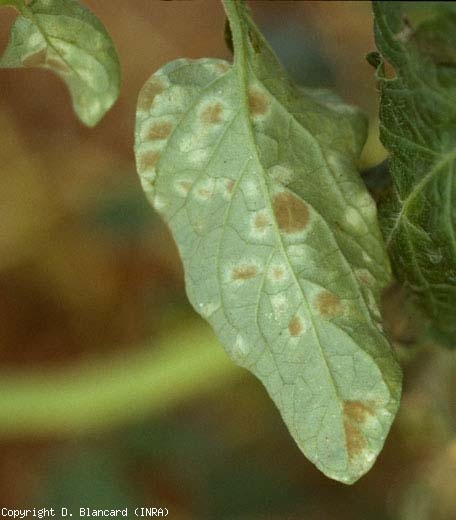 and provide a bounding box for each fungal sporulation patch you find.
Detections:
[343,400,376,461]
[273,192,309,233]
[248,86,269,117]
[146,121,173,141]
[213,61,230,74]
[195,178,215,201]
[138,78,166,111]
[137,150,160,173]
[201,102,223,125]
[231,265,258,280]
[176,180,193,197]
[288,315,304,336]
[197,187,213,199]
[268,264,286,282]
[251,210,270,235]
[271,294,288,317]
[316,290,343,318]
[226,180,235,193]
[355,268,374,287]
